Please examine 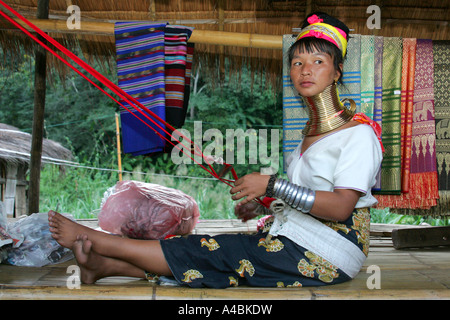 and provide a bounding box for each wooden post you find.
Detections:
[305,0,312,17]
[28,0,49,215]
[148,0,156,21]
[218,0,225,82]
